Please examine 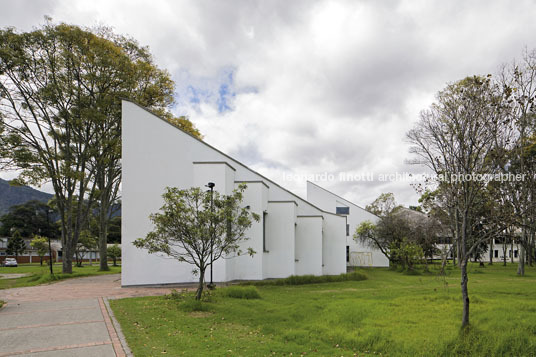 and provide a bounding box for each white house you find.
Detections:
[306,182,390,267]
[121,100,348,286]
